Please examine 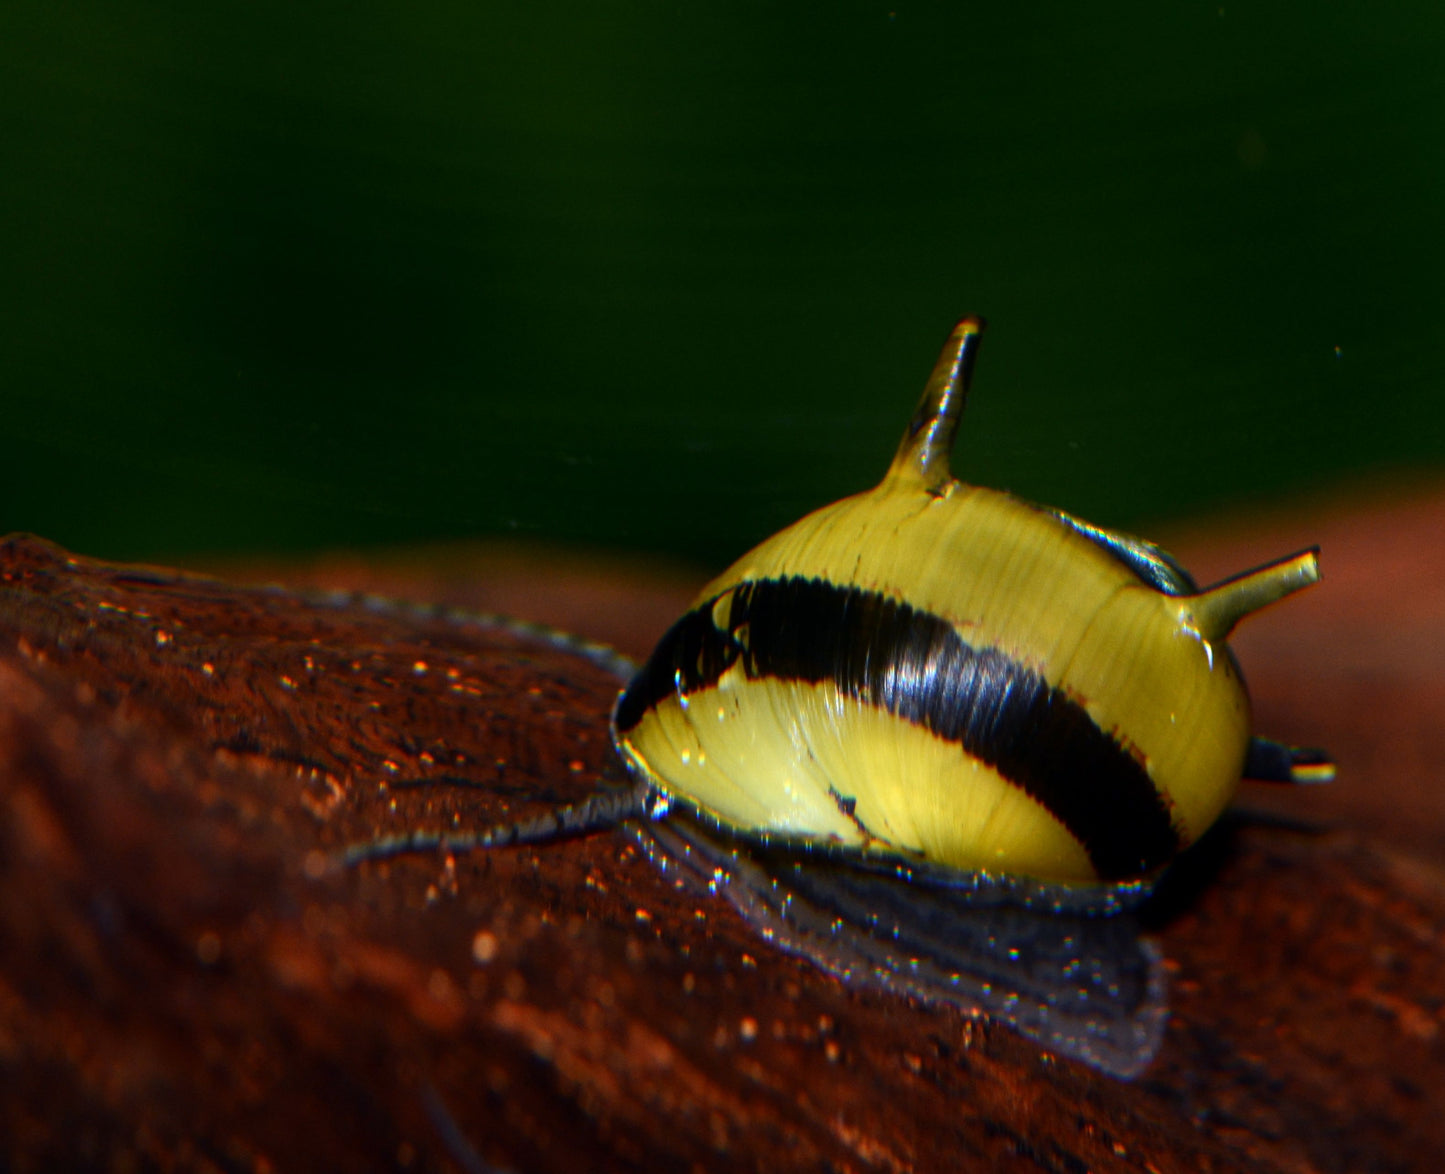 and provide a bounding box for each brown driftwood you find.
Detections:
[1,492,1443,1172]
